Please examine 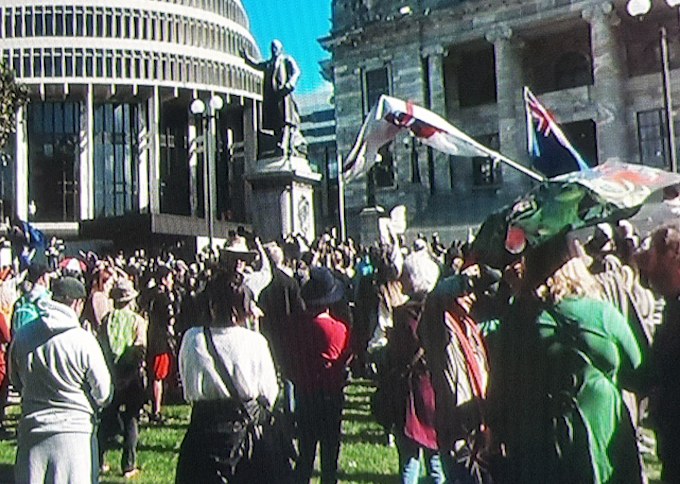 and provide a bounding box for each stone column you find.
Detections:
[486,24,522,163]
[422,45,449,192]
[582,3,629,163]
[14,105,28,221]
[148,85,161,214]
[187,113,199,216]
[80,84,94,220]
[137,94,150,214]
